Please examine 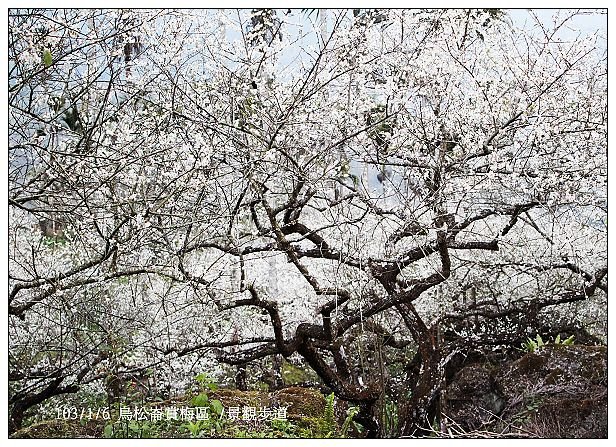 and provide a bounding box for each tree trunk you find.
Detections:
[355,400,379,438]
[399,326,443,437]
[9,378,79,435]
[236,364,248,391]
[396,302,445,438]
